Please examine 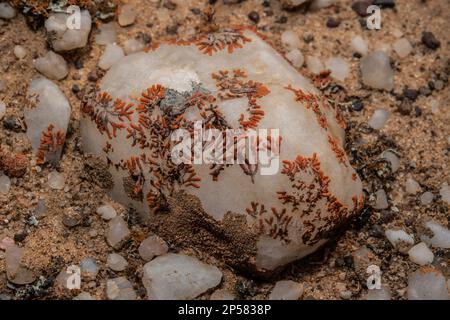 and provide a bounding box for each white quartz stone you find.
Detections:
[97,205,117,220]
[98,44,125,70]
[393,38,413,58]
[306,56,324,74]
[138,235,169,262]
[385,229,414,253]
[118,4,137,27]
[34,51,69,80]
[407,268,449,300]
[95,22,117,45]
[25,77,71,165]
[80,27,364,272]
[13,45,27,59]
[0,2,15,19]
[351,36,368,56]
[325,57,349,81]
[285,49,304,68]
[269,280,303,300]
[0,175,11,194]
[382,151,400,172]
[281,30,301,51]
[80,257,98,278]
[142,253,222,300]
[369,109,390,130]
[360,51,394,91]
[419,221,450,249]
[45,10,92,51]
[107,253,128,271]
[106,216,130,248]
[408,242,434,266]
[405,178,421,195]
[48,171,65,190]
